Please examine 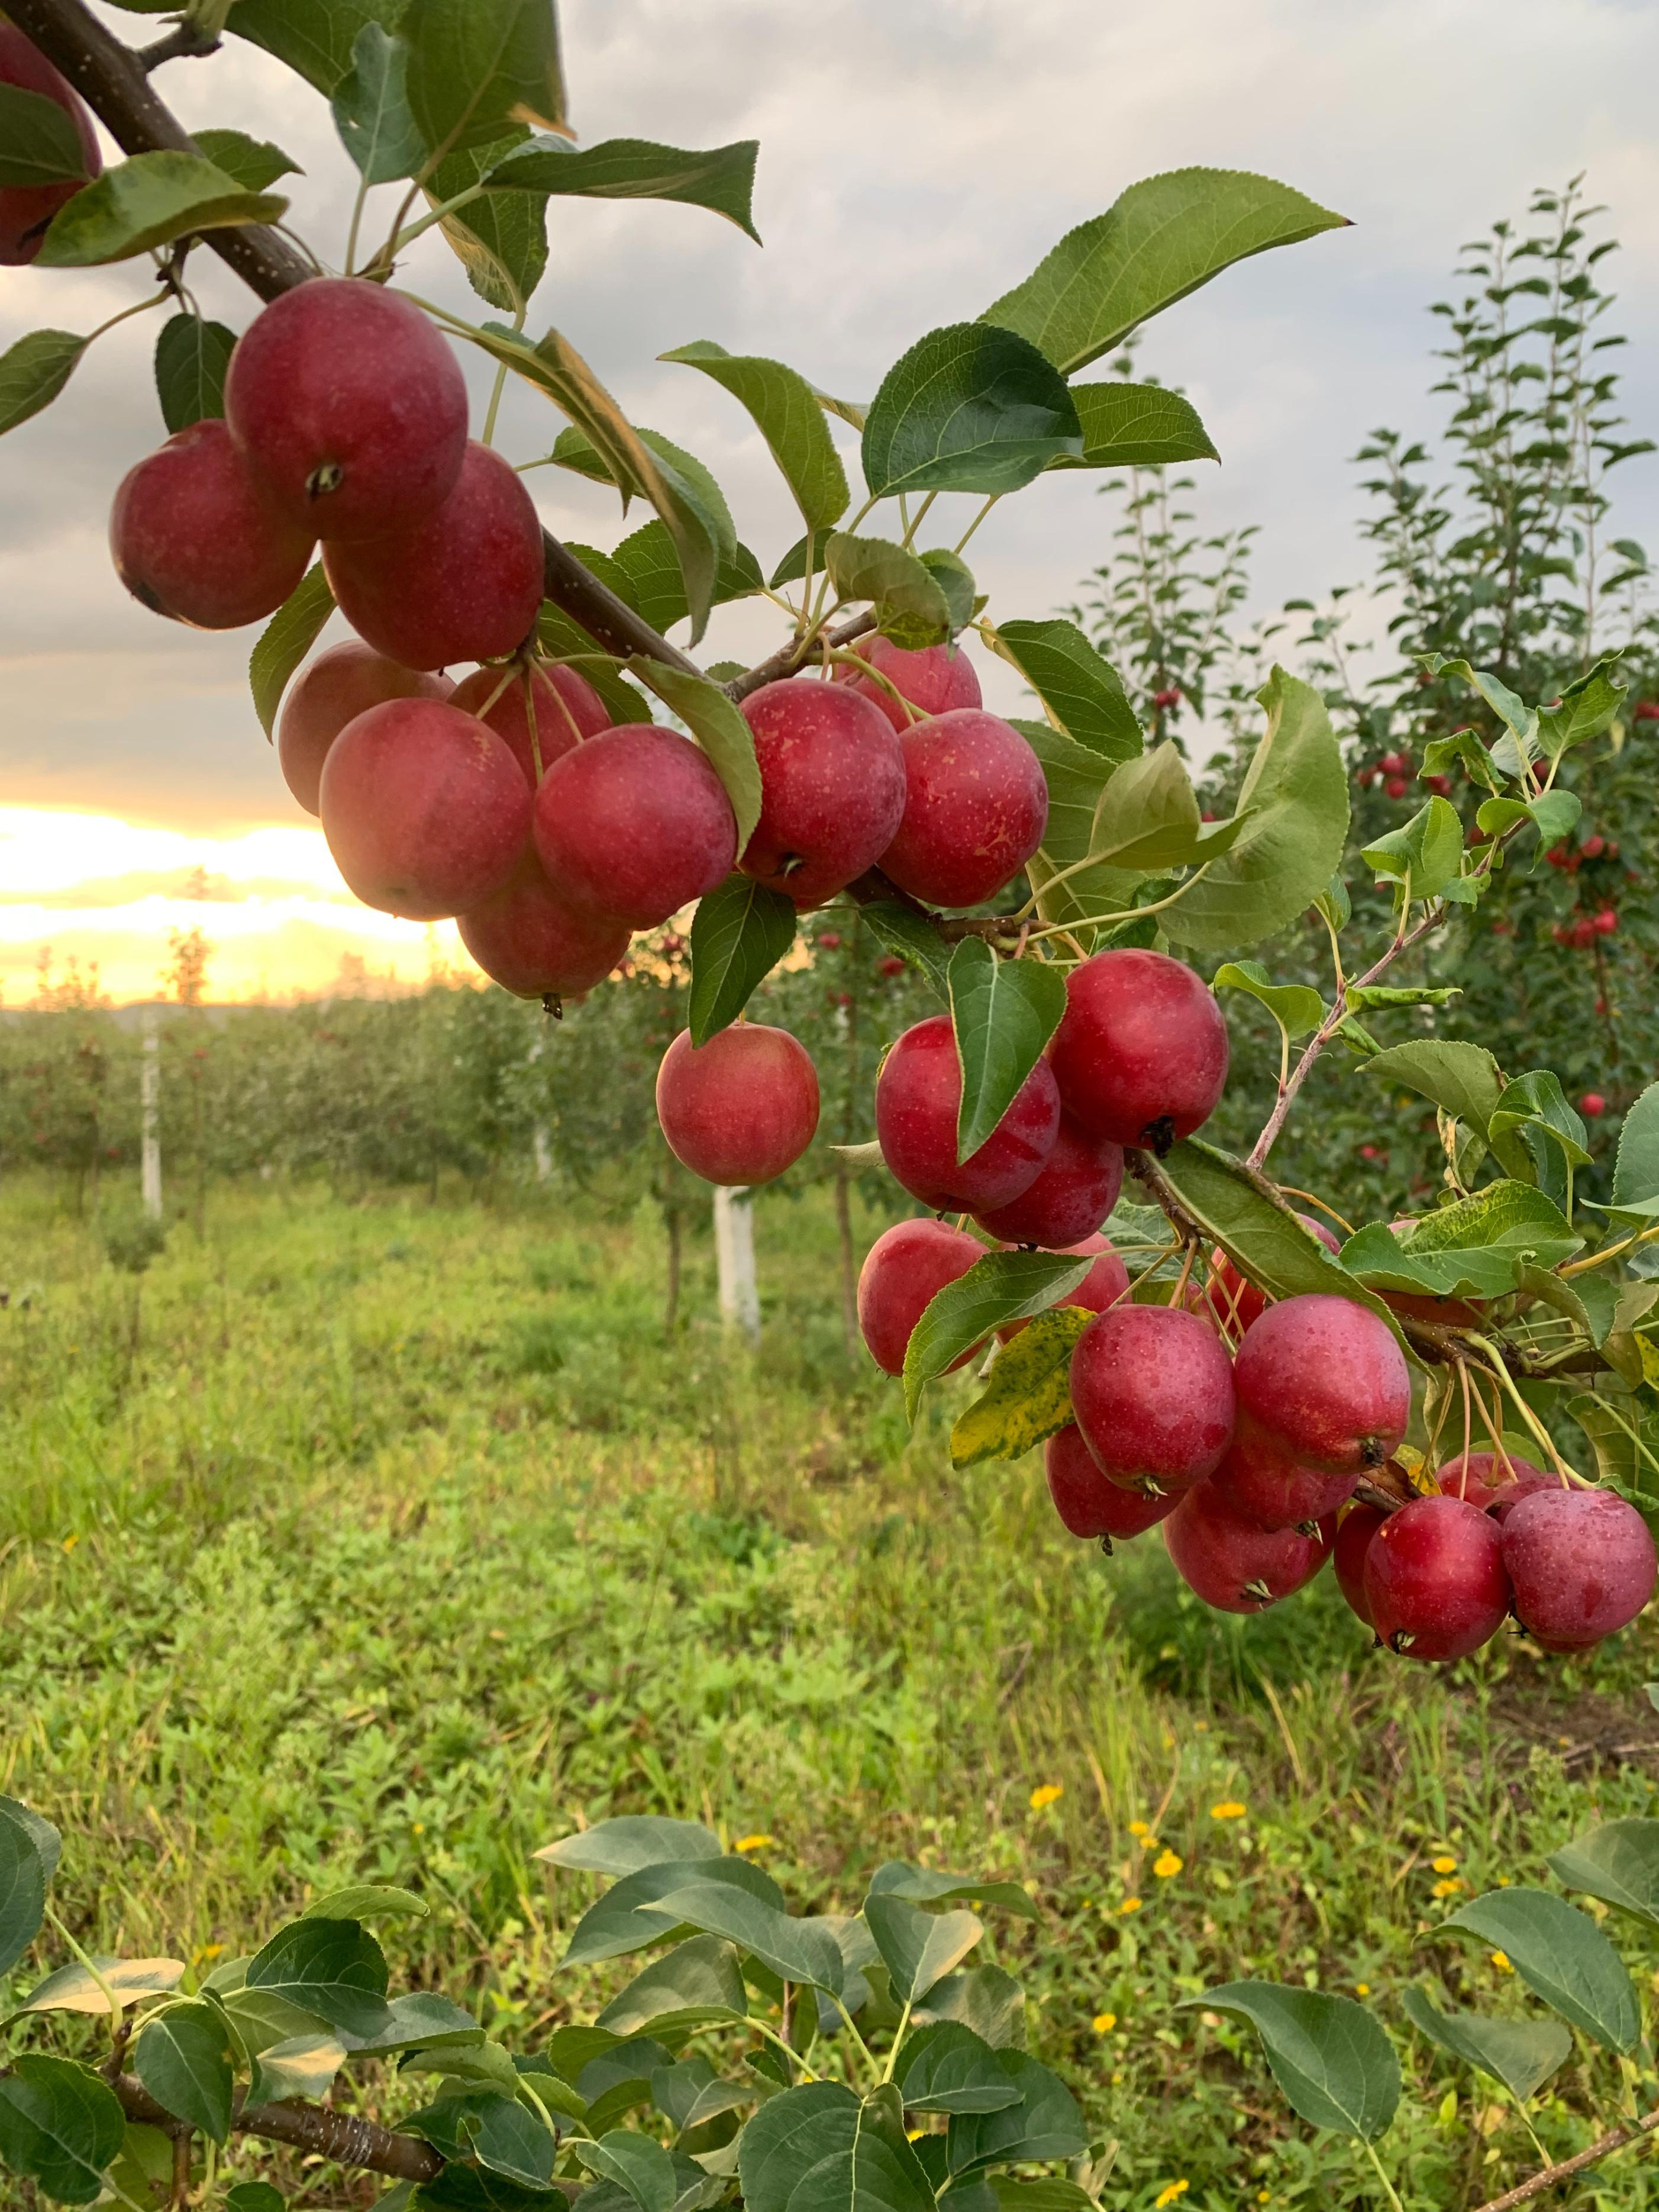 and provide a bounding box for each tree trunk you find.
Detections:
[835,1162,858,1354]
[664,1201,683,1336]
